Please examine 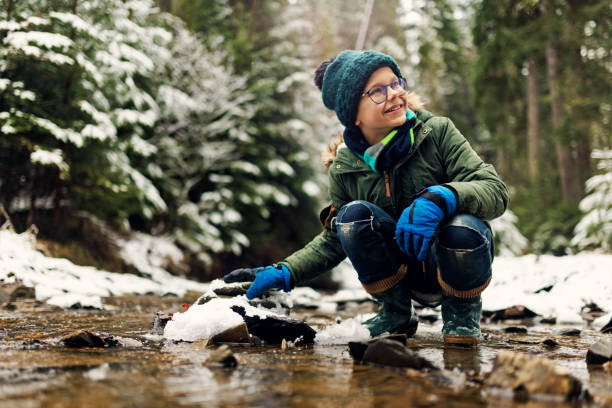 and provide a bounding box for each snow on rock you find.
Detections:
[484,254,612,325]
[163,296,279,342]
[315,316,371,345]
[0,230,208,309]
